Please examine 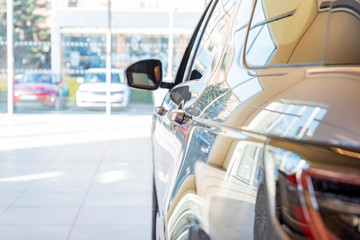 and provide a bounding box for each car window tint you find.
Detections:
[188,0,237,81]
[84,73,123,83]
[21,74,54,84]
[245,0,331,67]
